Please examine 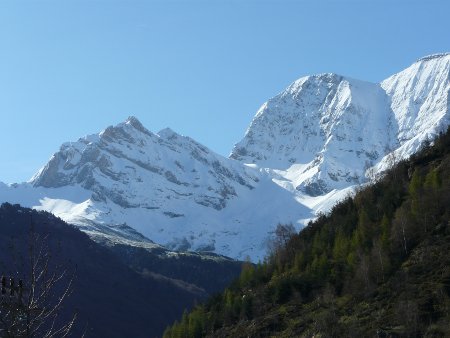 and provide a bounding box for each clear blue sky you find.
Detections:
[0,0,449,183]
